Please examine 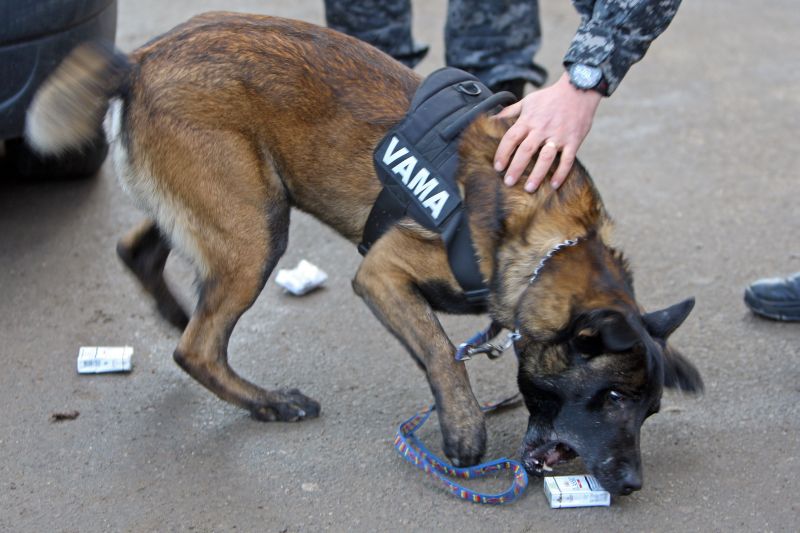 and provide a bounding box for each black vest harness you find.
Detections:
[358,68,516,304]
